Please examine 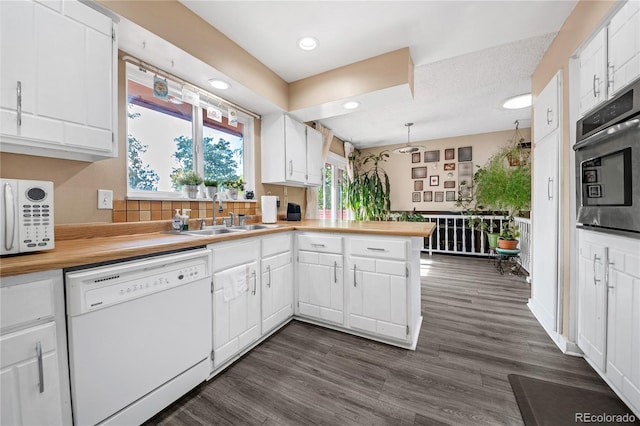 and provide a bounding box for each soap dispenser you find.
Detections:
[172,209,183,231]
[181,209,191,231]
